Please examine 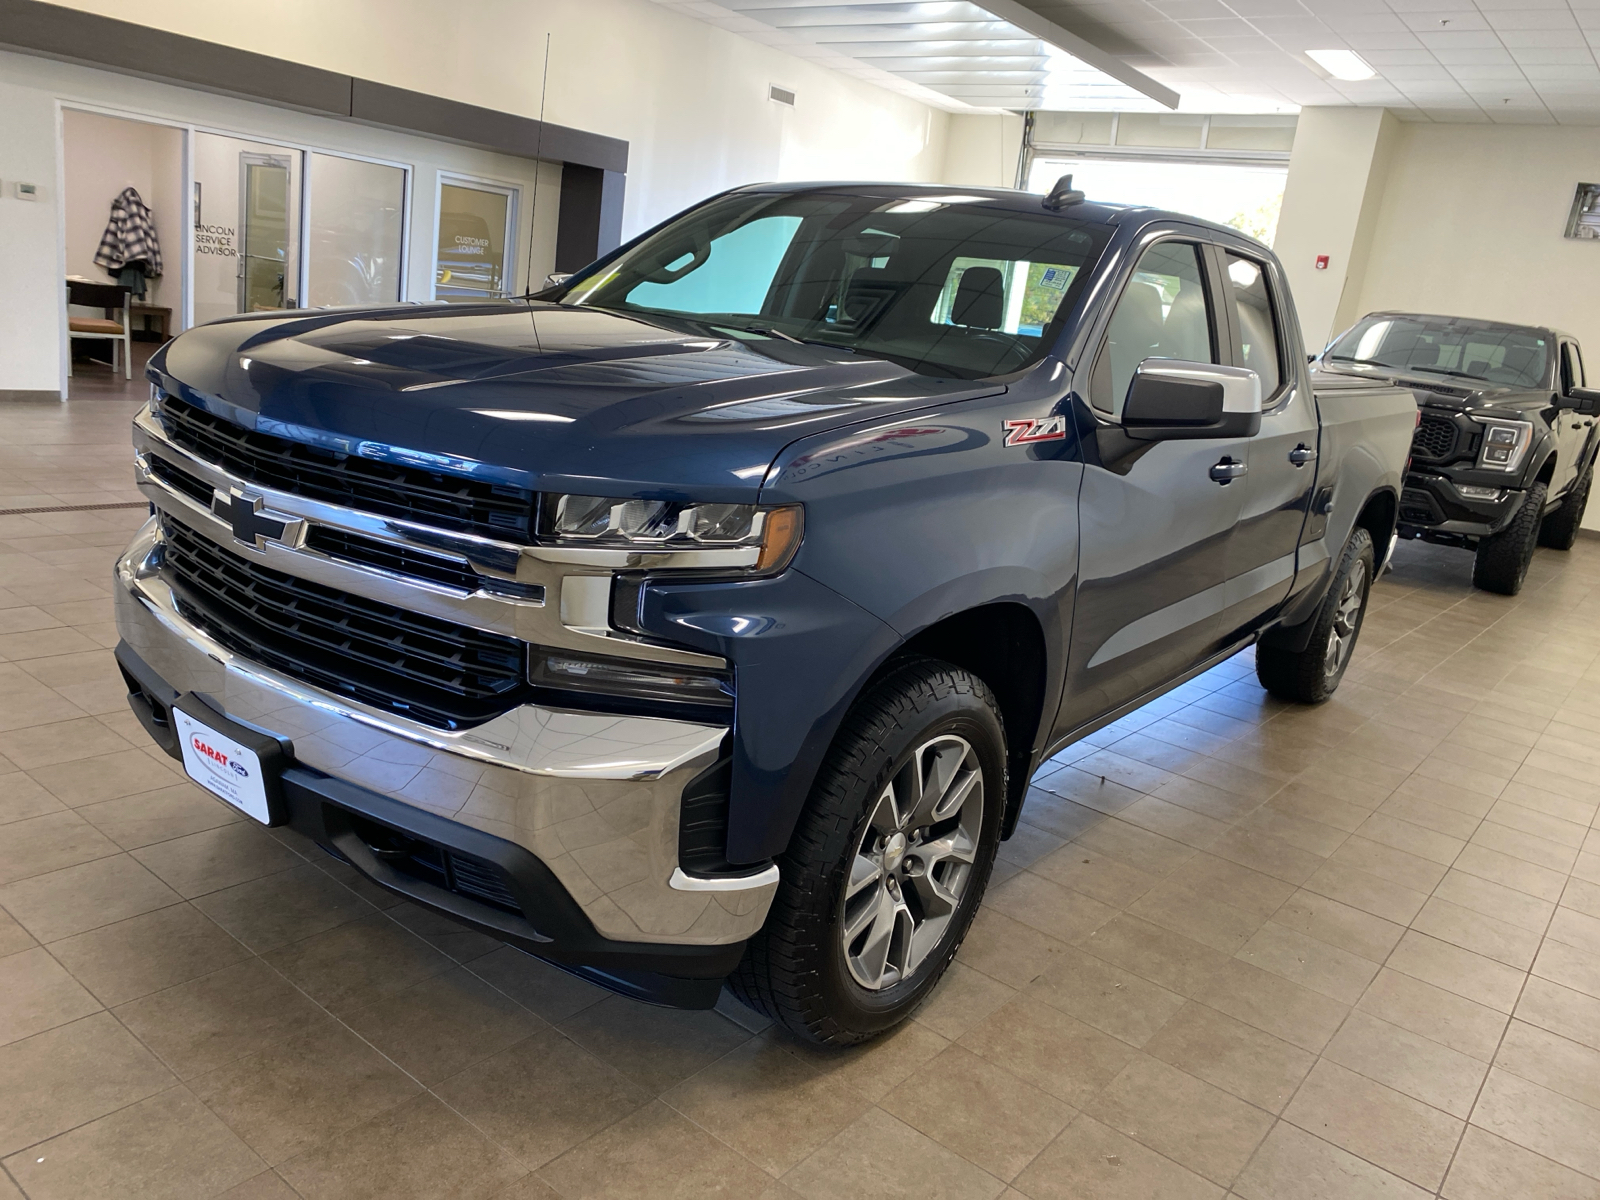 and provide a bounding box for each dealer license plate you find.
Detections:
[174,707,274,824]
